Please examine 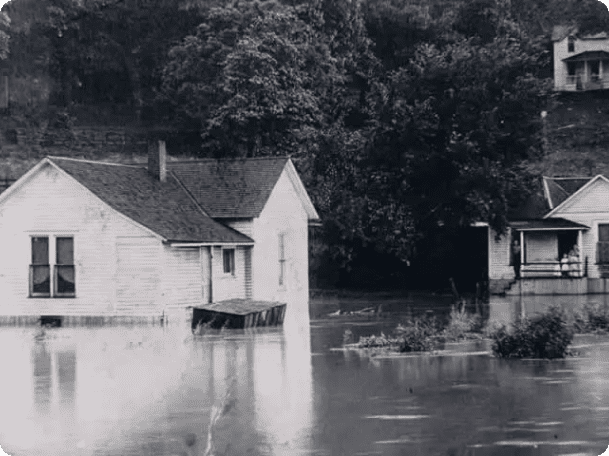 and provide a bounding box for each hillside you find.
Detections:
[529,91,609,177]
